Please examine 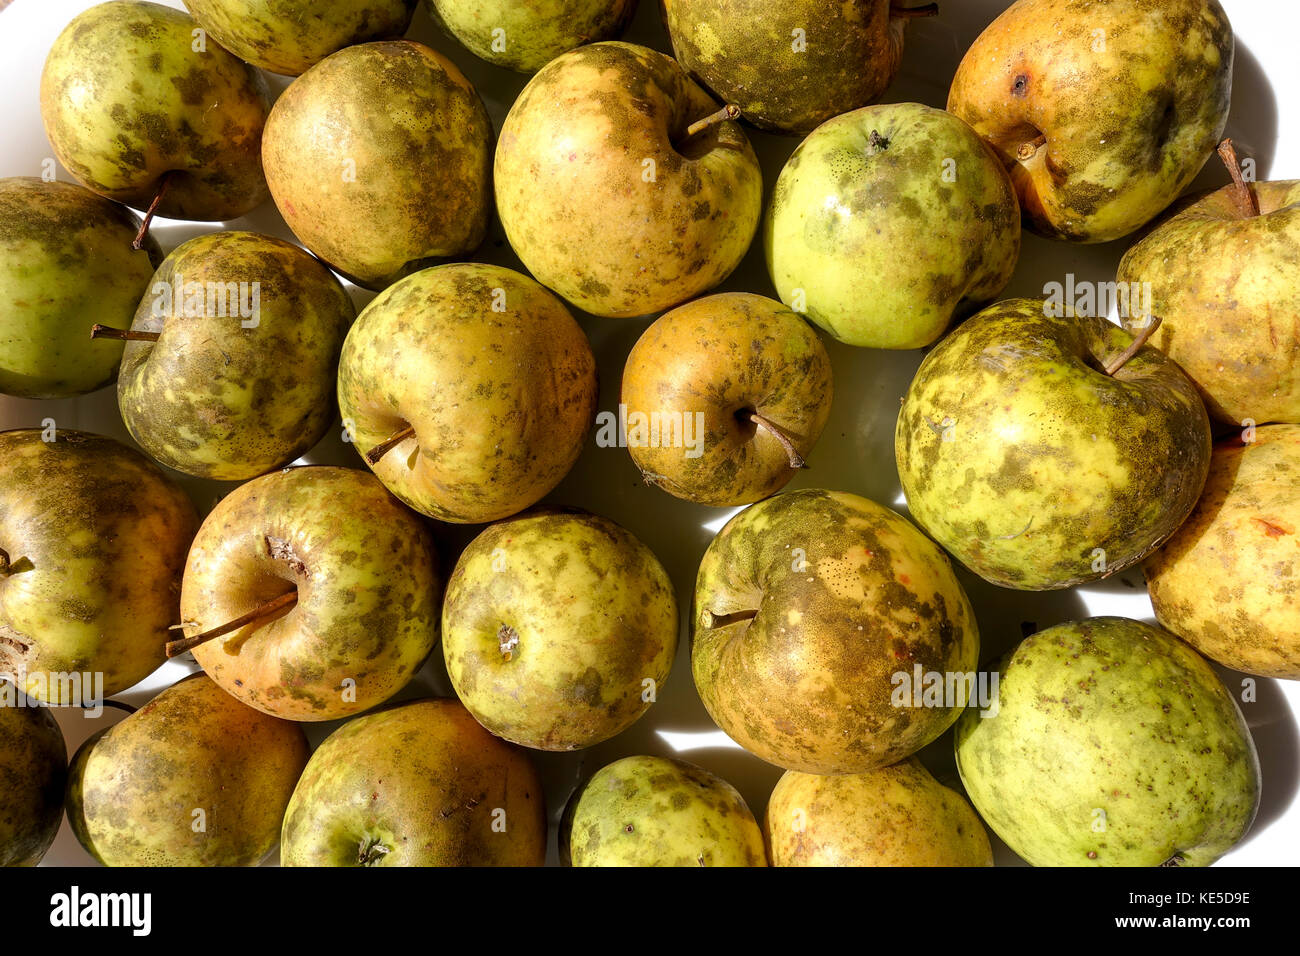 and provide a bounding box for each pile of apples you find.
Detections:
[0,0,1295,868]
